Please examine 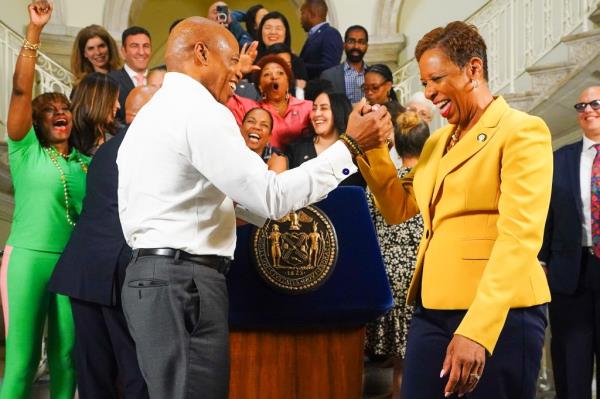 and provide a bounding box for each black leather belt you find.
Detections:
[134,248,230,274]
